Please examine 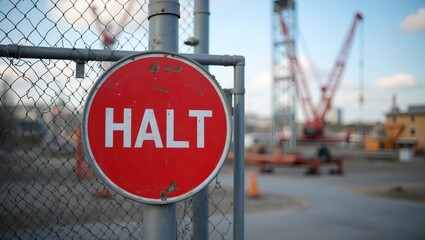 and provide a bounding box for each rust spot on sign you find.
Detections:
[196,89,204,96]
[150,63,159,72]
[160,181,178,201]
[152,85,168,93]
[165,65,183,73]
[173,66,182,73]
